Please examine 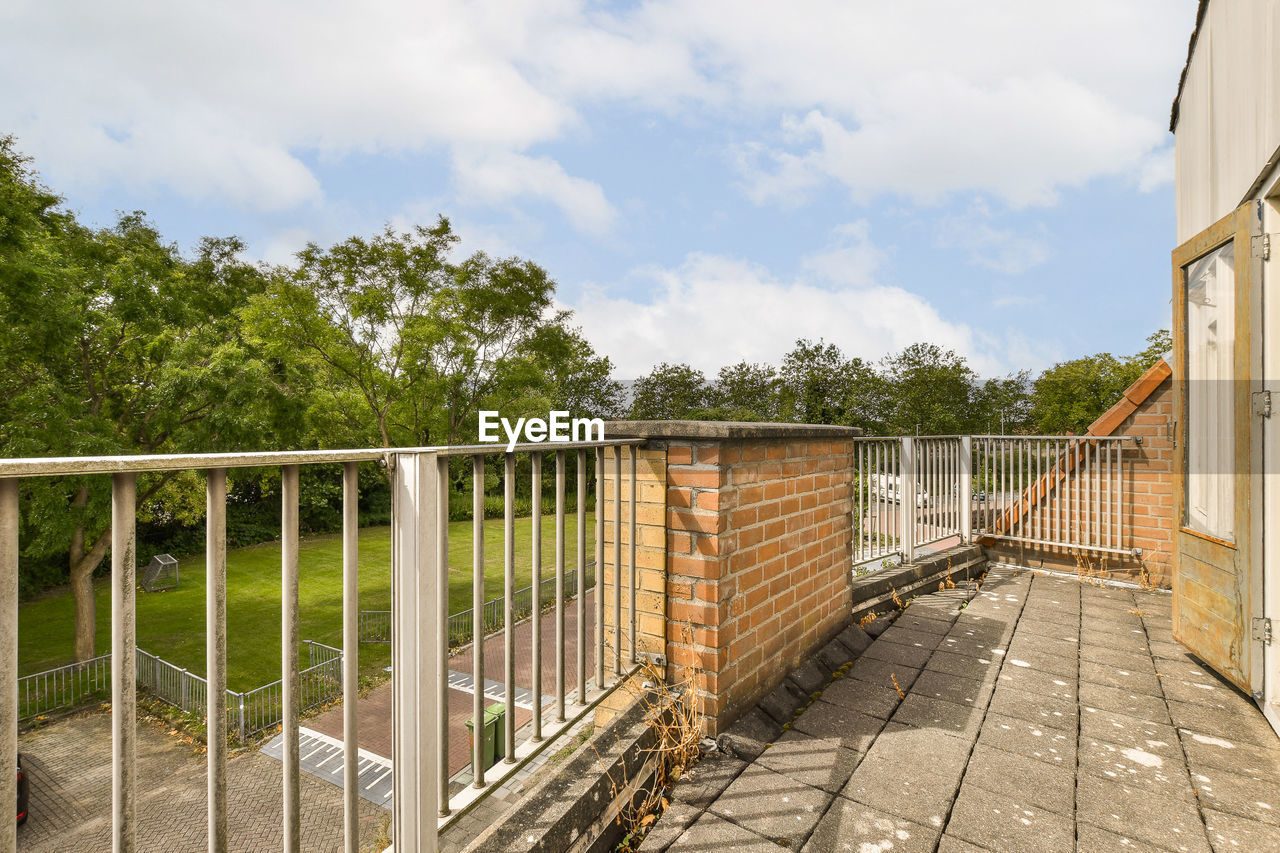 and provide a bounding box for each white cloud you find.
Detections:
[0,0,1196,222]
[936,202,1053,275]
[569,225,1008,377]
